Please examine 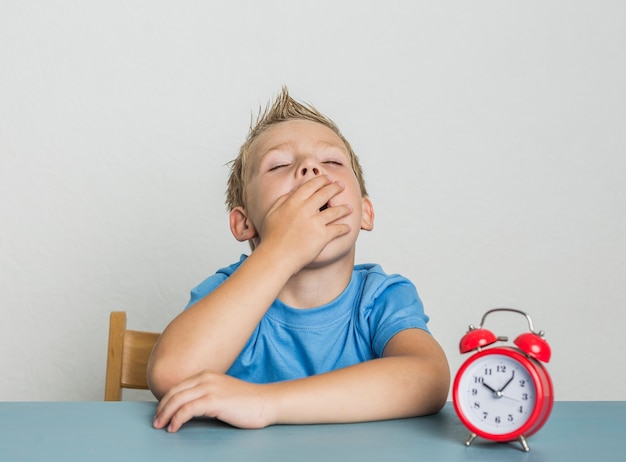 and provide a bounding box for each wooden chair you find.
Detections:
[104,311,160,401]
